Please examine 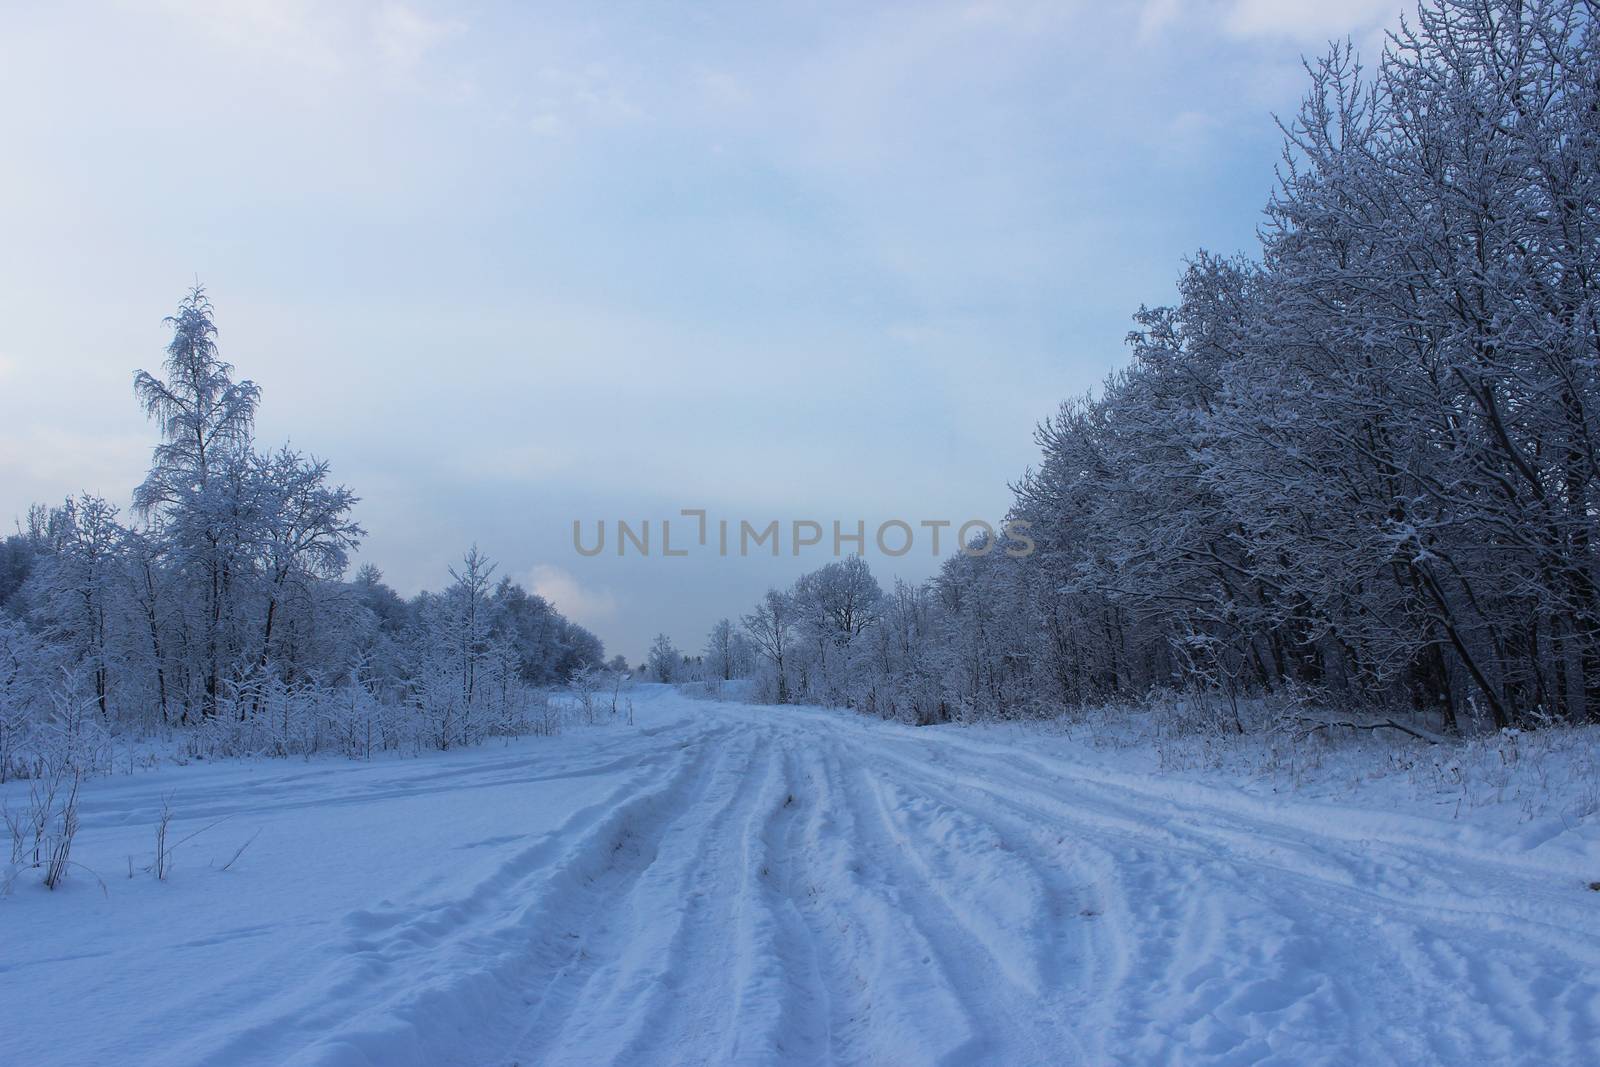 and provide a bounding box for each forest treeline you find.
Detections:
[709,0,1600,732]
[1,290,609,778]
